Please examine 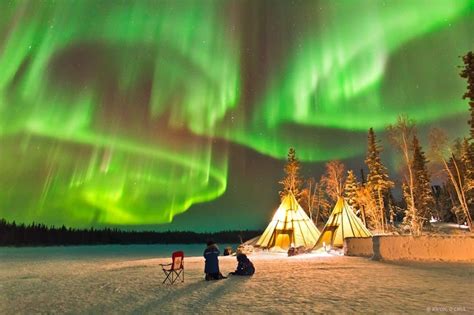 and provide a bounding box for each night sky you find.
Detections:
[0,0,473,231]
